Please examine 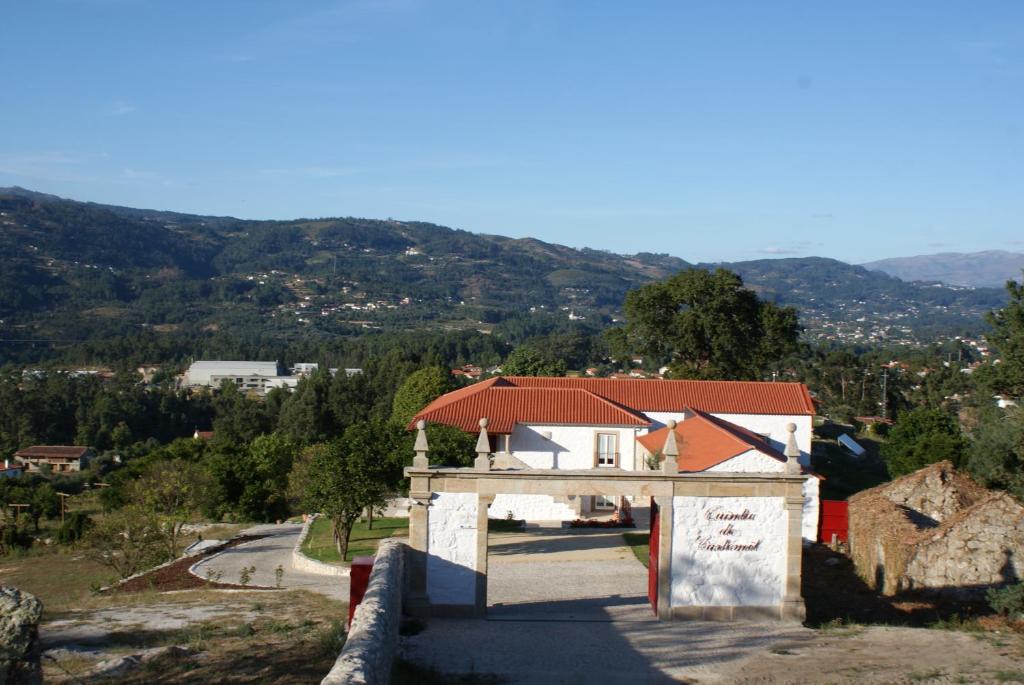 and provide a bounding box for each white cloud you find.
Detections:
[108,101,137,116]
[260,166,359,178]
